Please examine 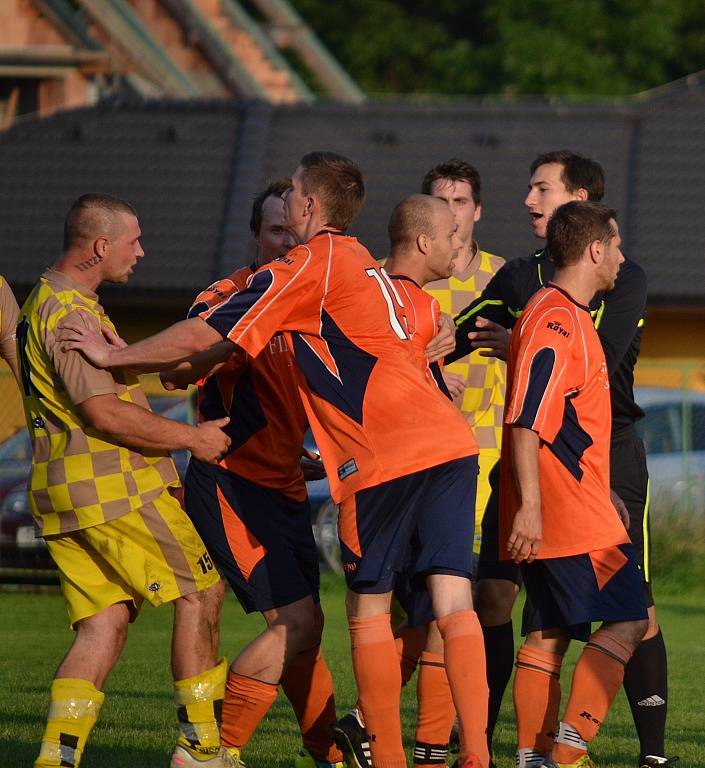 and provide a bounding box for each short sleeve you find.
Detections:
[505,306,577,443]
[200,247,324,358]
[0,278,20,365]
[48,309,117,405]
